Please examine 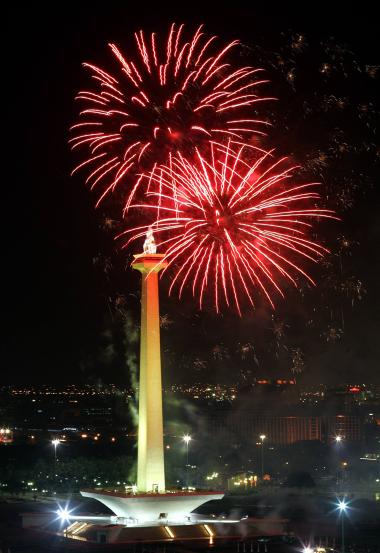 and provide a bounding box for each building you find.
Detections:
[326,414,362,442]
[206,409,363,445]
[207,412,322,445]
